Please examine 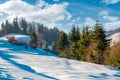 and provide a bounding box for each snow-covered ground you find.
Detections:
[0,34,120,80]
